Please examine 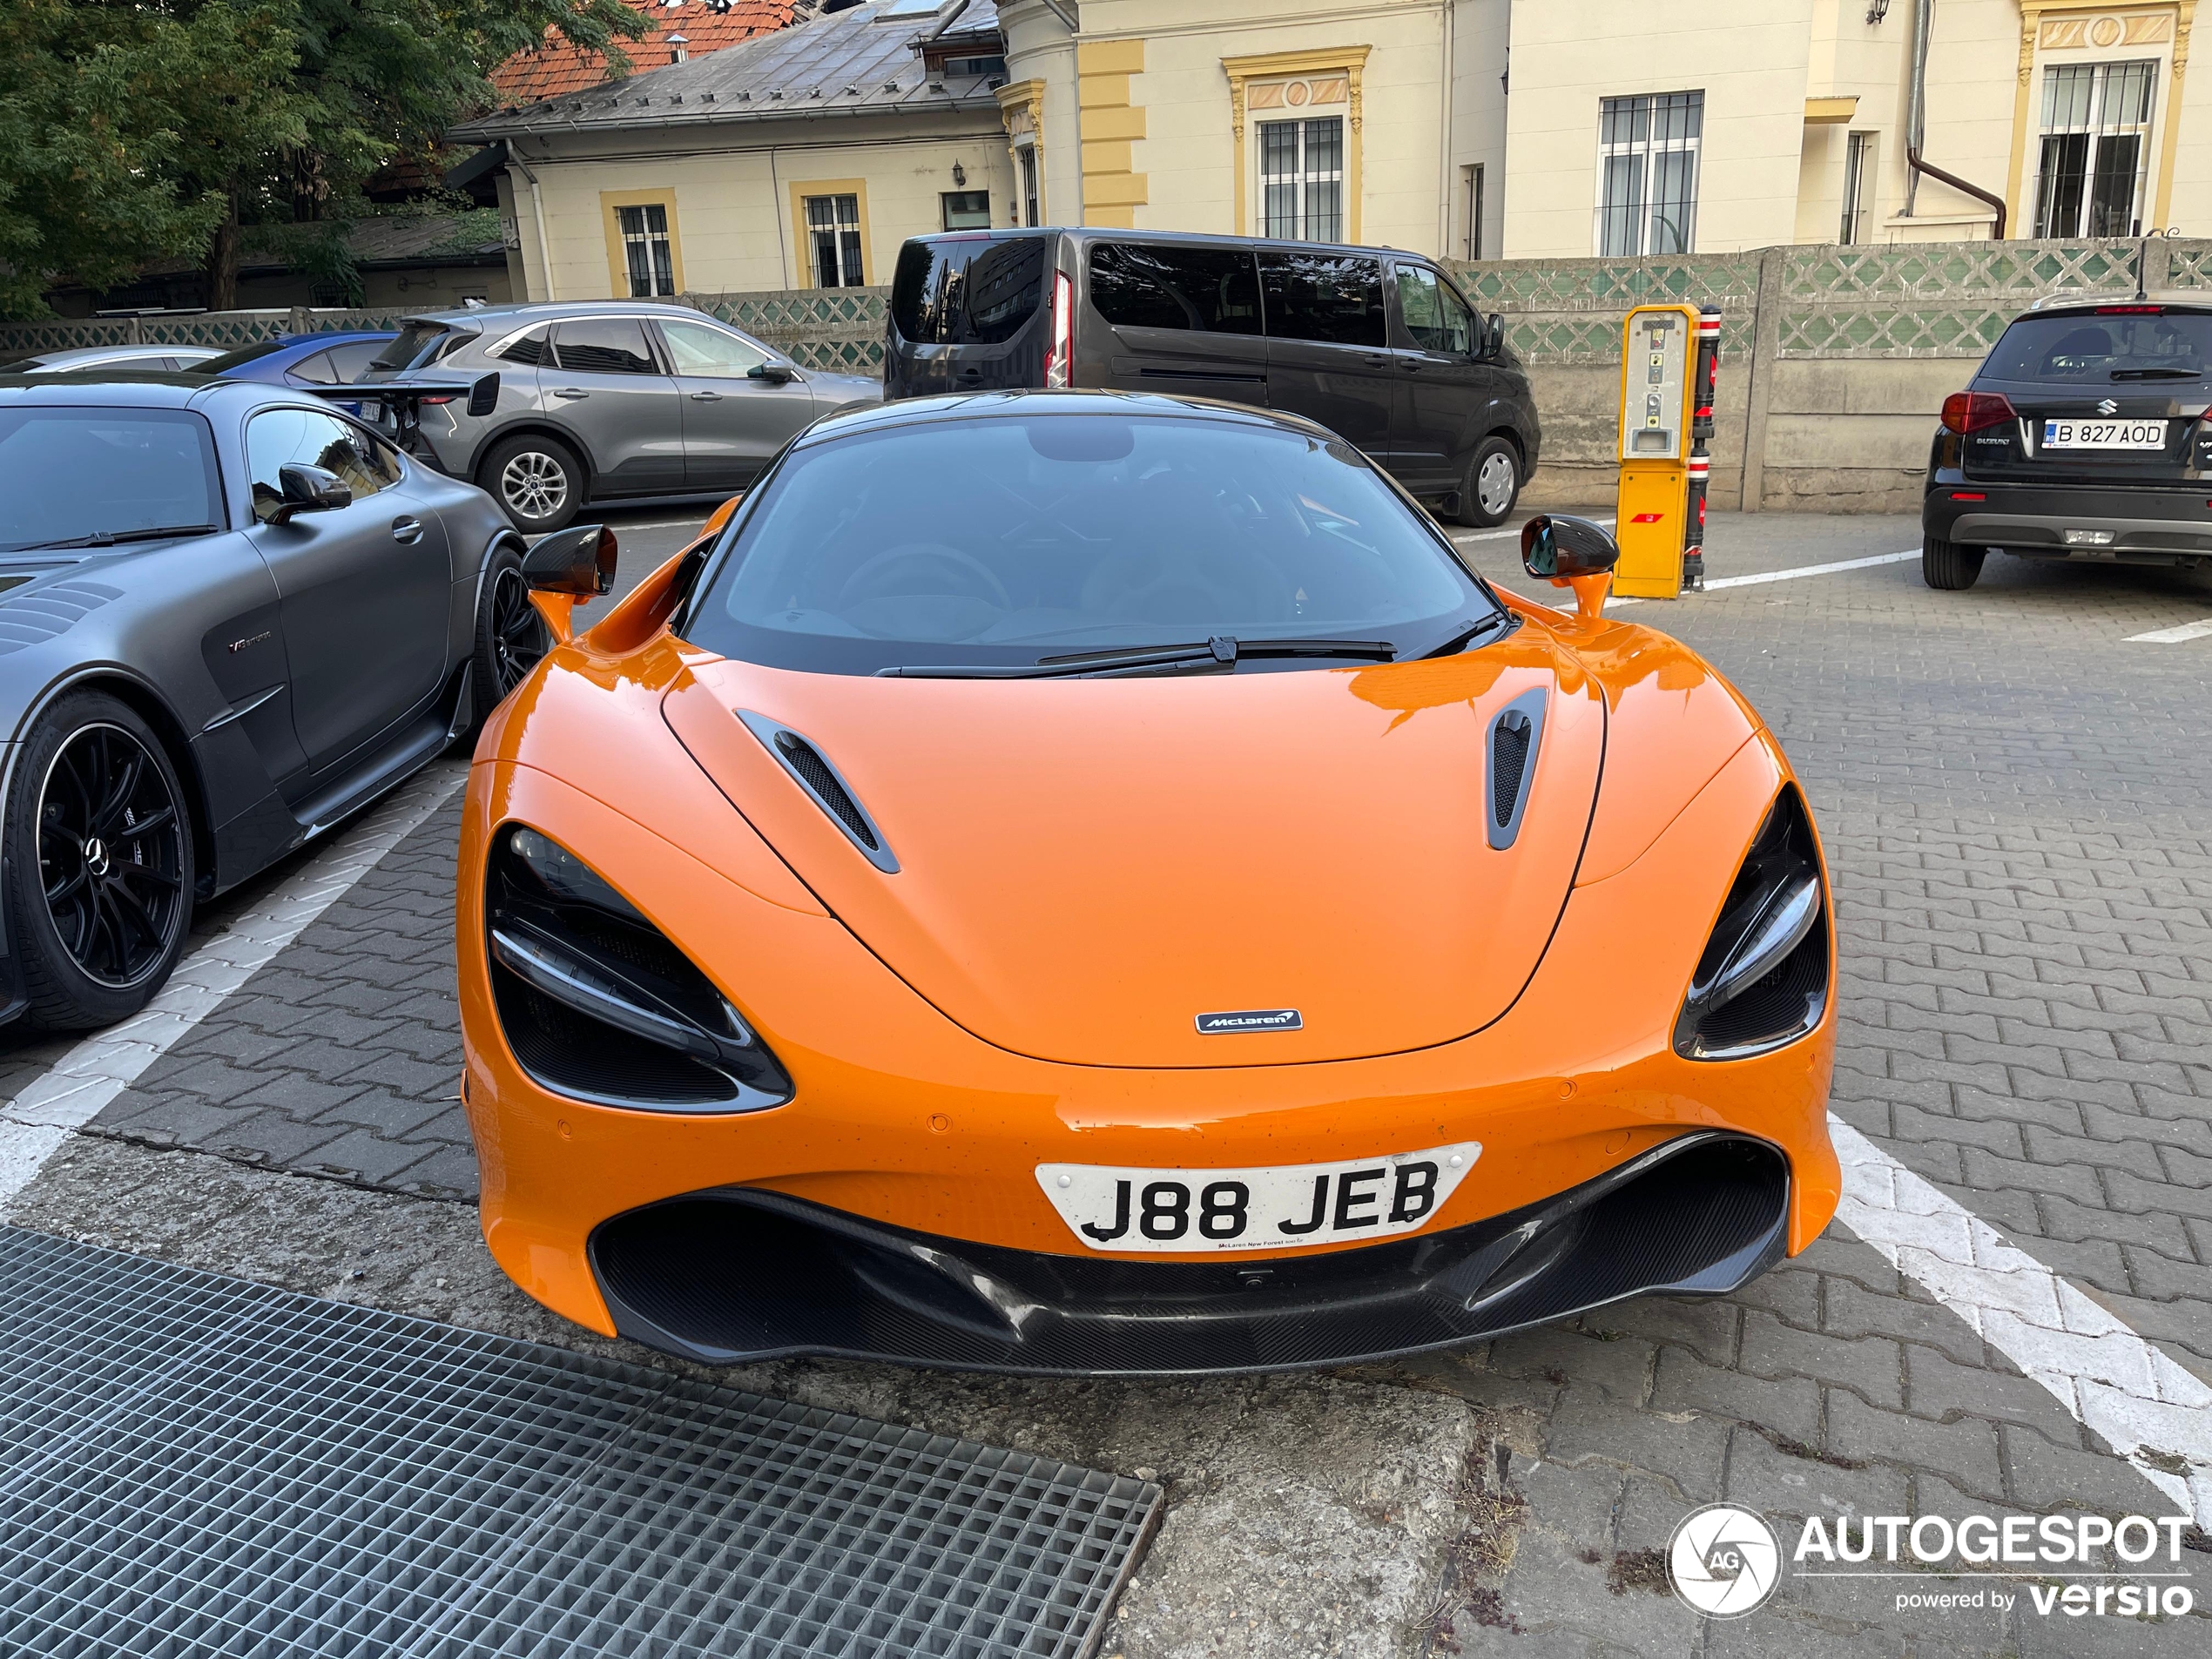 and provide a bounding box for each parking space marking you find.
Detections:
[2127,617,2212,643]
[0,762,467,1209]
[1702,548,1919,590]
[1832,1115,2212,1525]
